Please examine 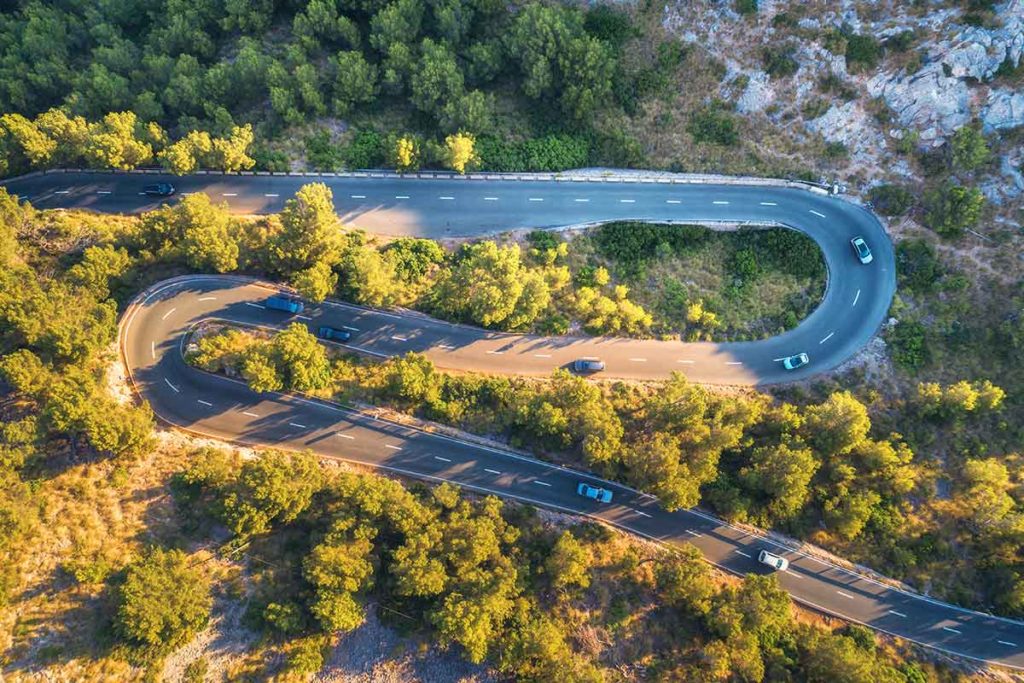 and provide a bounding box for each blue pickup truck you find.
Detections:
[265,295,304,314]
